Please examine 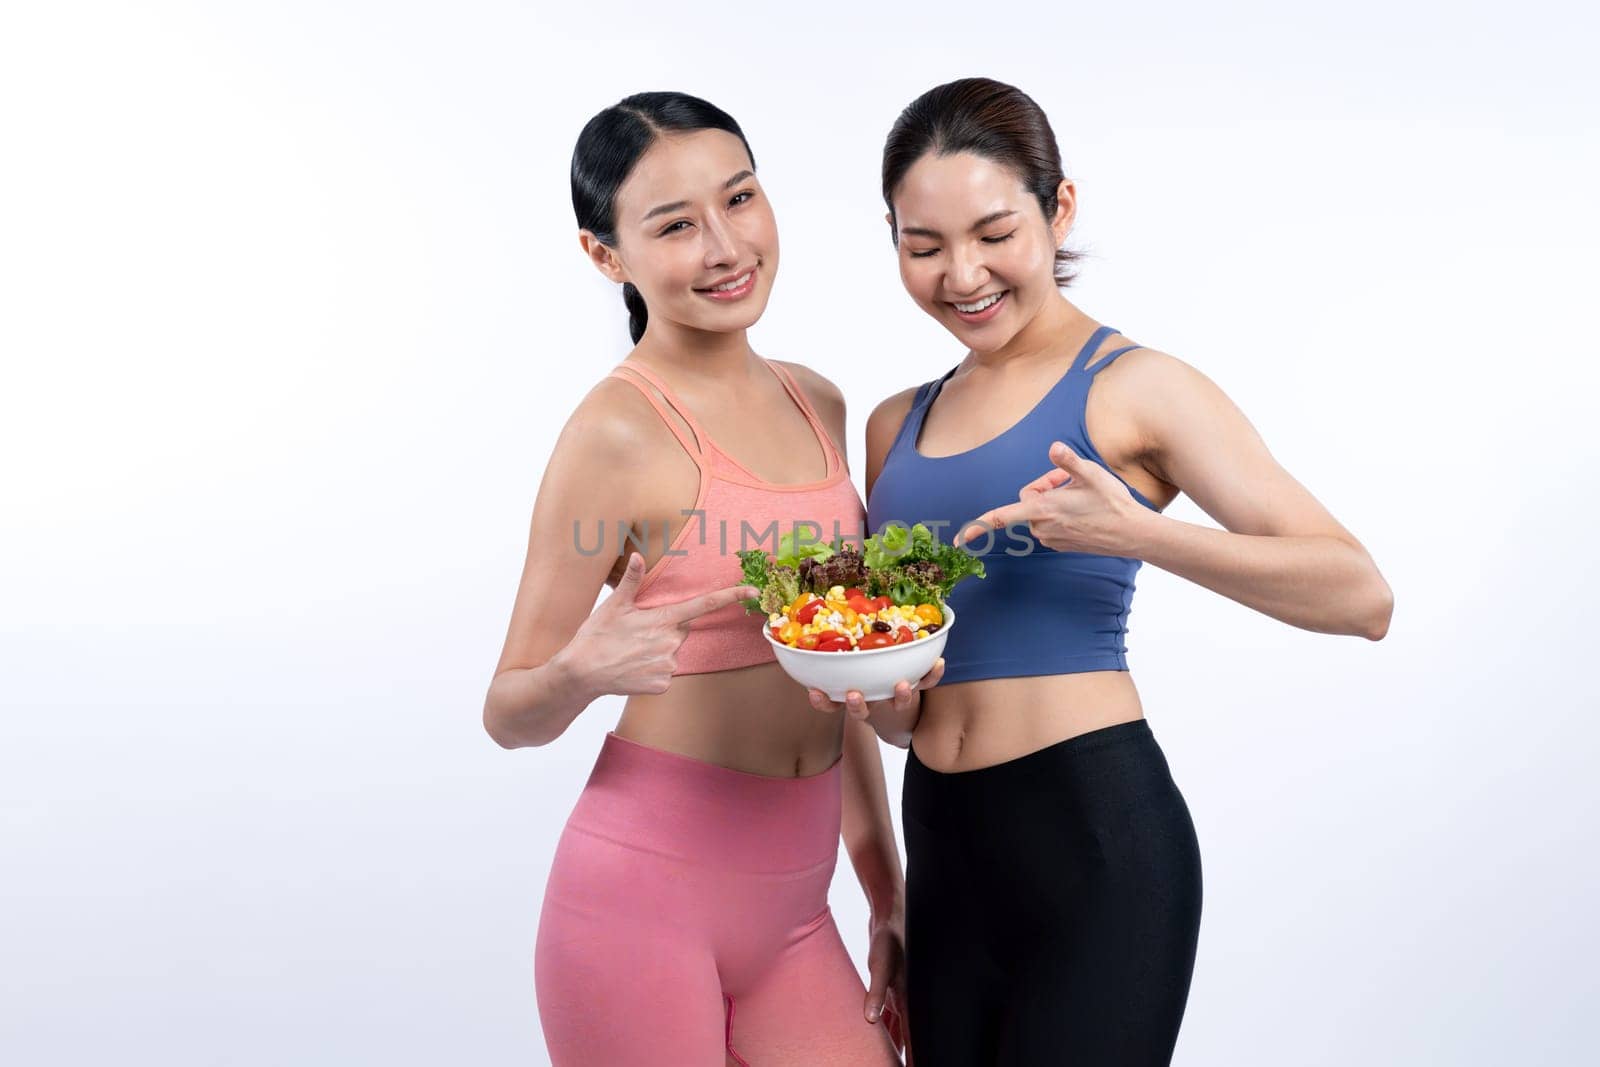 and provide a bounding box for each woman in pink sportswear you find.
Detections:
[483,92,936,1065]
